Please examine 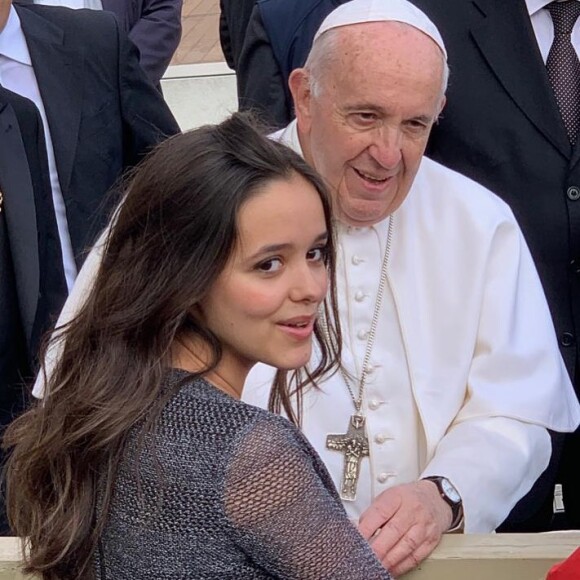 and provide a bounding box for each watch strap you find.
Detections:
[422,476,464,532]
